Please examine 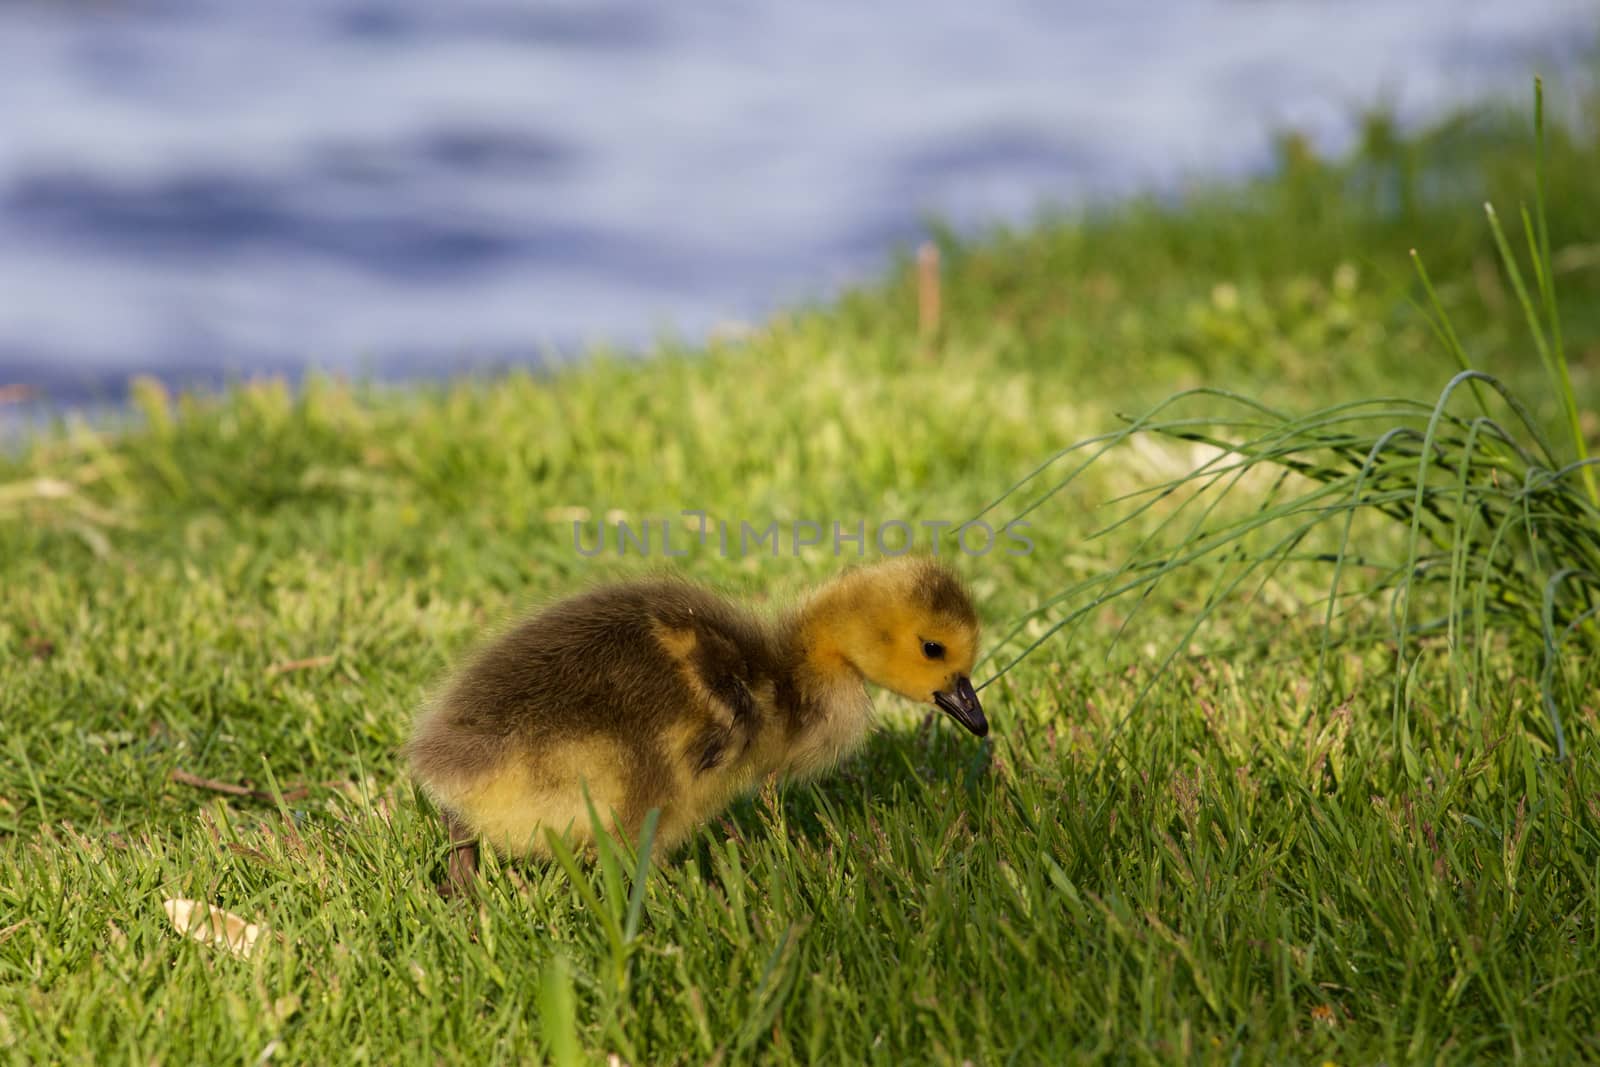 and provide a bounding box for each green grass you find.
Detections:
[4,86,1600,1064]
